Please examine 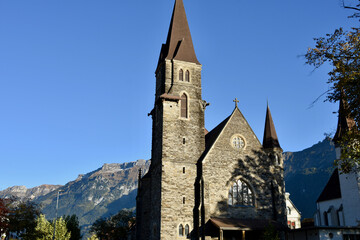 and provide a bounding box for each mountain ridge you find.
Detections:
[0,138,336,234]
